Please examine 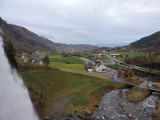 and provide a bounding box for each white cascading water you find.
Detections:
[0,35,39,120]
